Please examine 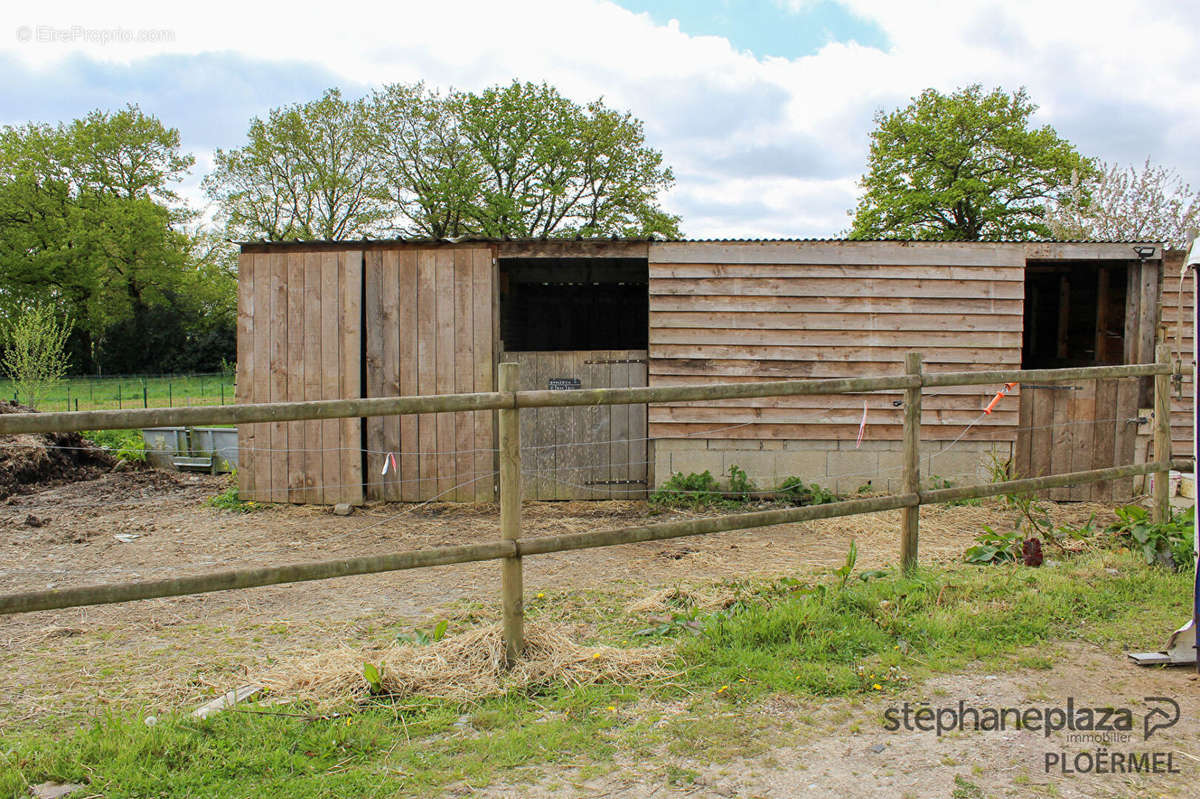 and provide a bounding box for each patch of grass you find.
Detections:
[1015,653,1054,670]
[952,774,986,799]
[0,551,1188,797]
[673,550,1189,698]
